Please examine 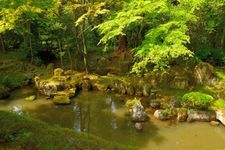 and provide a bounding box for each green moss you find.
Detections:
[0,111,134,150]
[212,99,225,110]
[53,95,71,105]
[181,92,214,110]
[214,68,225,81]
[25,95,36,101]
[125,98,141,111]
